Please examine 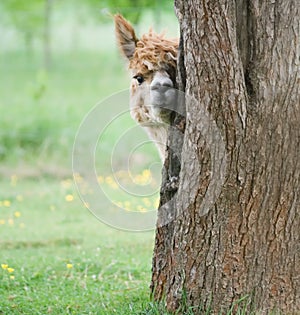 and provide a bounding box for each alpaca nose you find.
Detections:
[150,76,173,93]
